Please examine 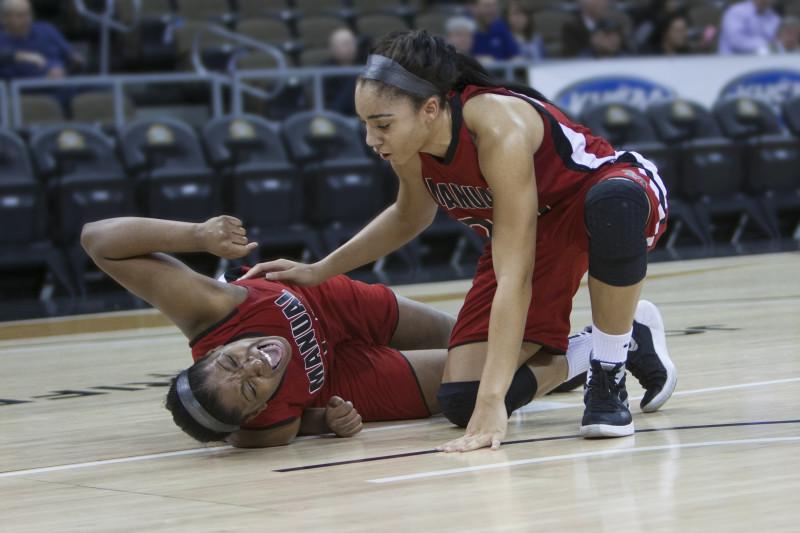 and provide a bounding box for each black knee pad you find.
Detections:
[437,381,479,428]
[584,178,650,286]
[436,366,538,428]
